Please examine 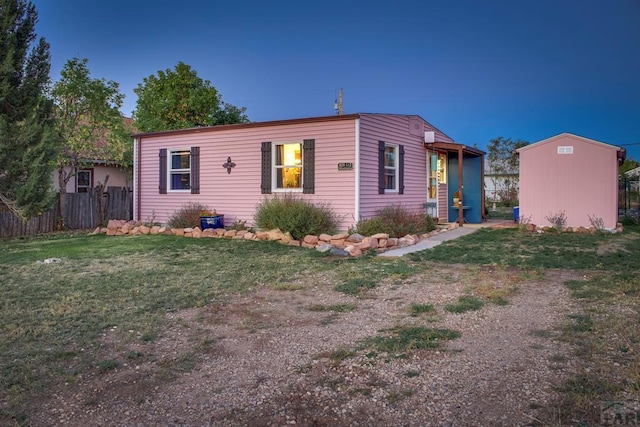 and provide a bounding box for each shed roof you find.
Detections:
[516,132,624,153]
